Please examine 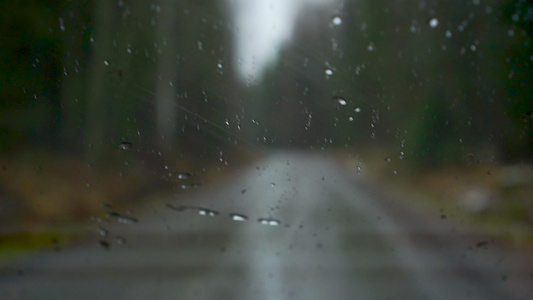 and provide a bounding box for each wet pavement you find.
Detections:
[1,151,532,300]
